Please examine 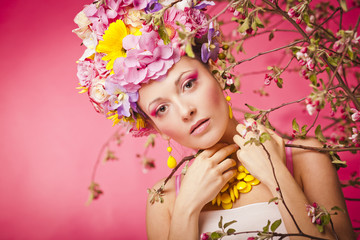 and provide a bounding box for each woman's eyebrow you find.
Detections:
[148,70,193,110]
[174,70,192,86]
